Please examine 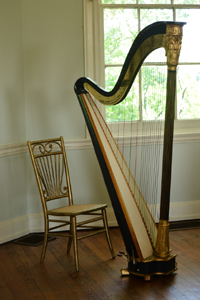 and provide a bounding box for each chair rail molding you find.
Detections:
[0,130,200,158]
[0,139,93,158]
